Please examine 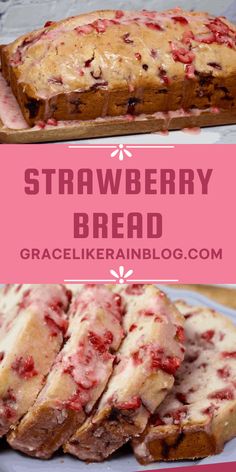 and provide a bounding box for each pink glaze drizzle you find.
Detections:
[0,73,28,129]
